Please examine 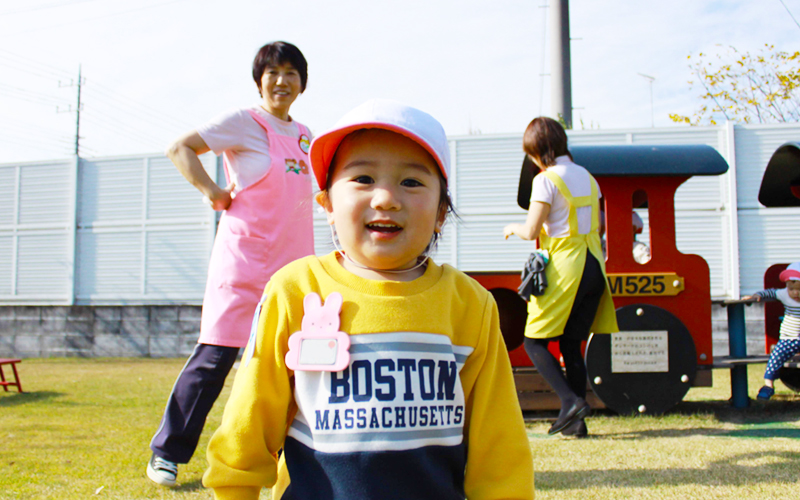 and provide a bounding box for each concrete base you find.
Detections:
[0,305,201,358]
[711,301,767,357]
[0,302,769,360]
